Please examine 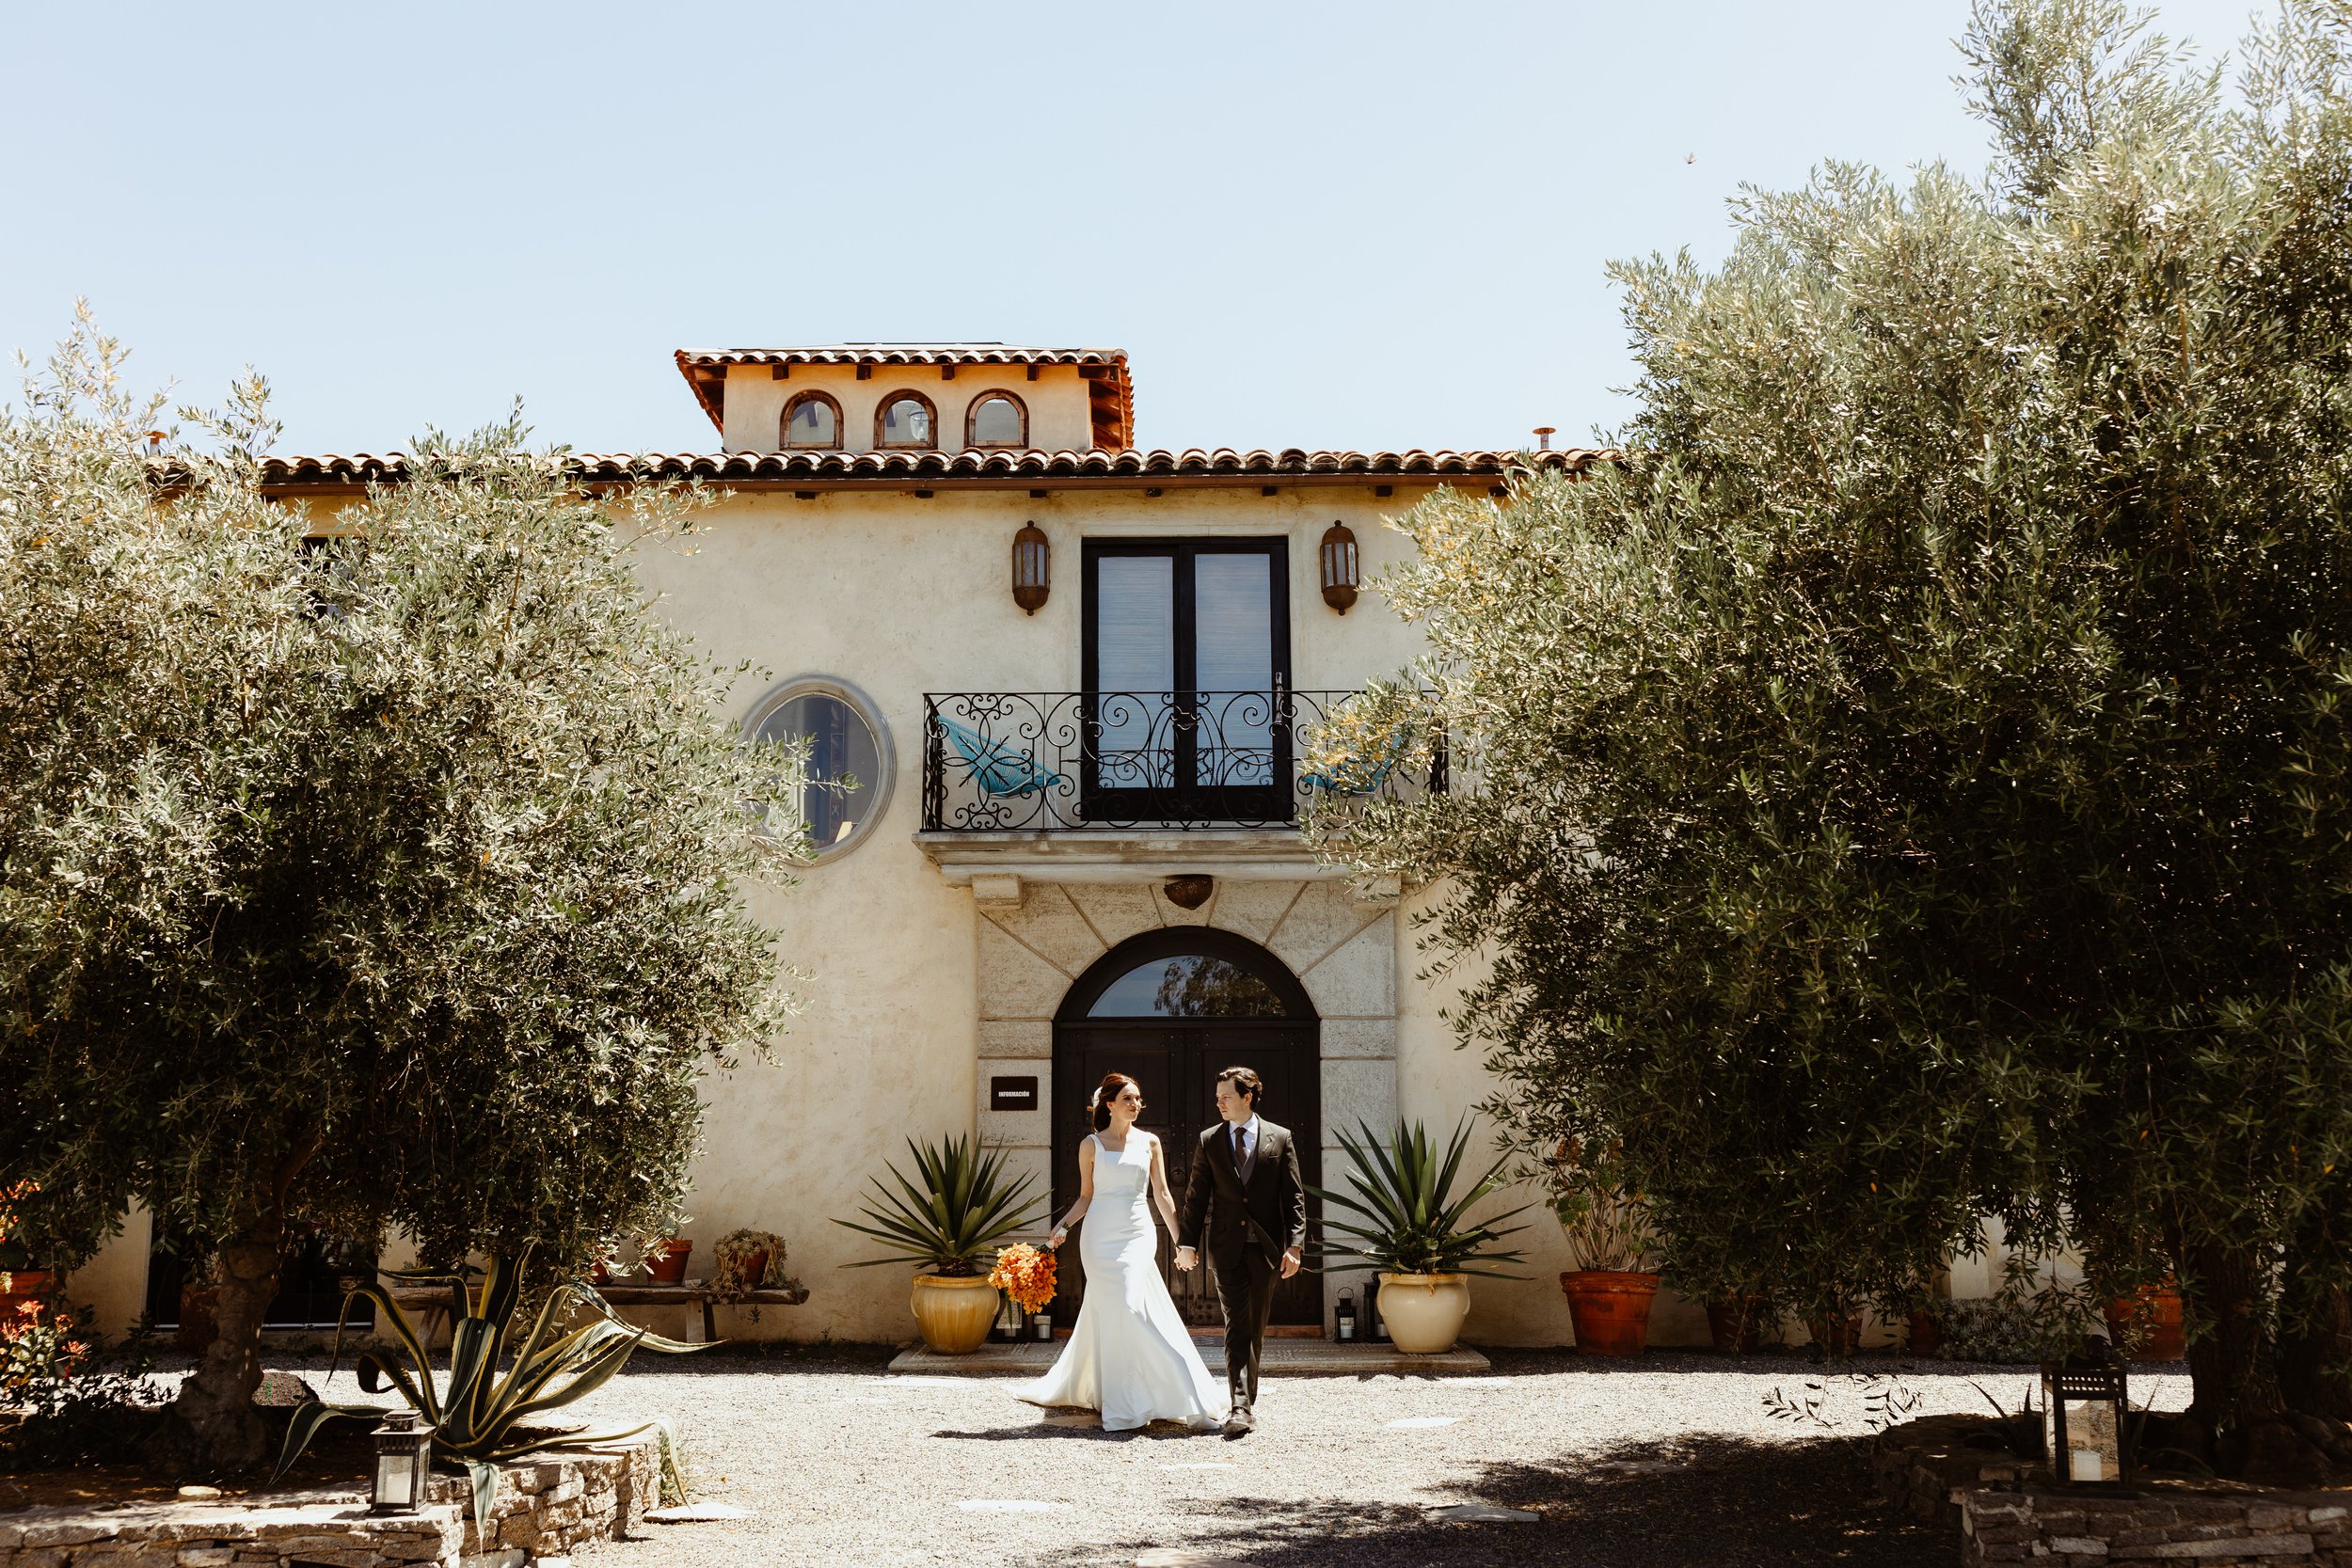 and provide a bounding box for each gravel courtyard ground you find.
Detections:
[294,1347,2192,1568]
